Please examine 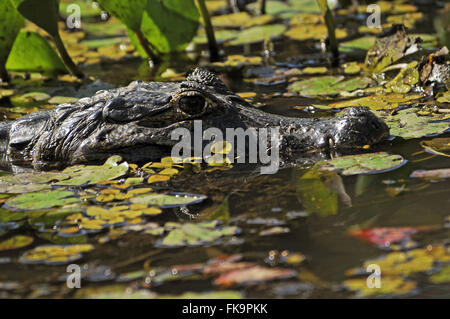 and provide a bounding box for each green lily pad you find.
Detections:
[340,36,375,53]
[0,171,70,194]
[430,266,450,284]
[19,244,94,265]
[6,190,80,210]
[228,24,286,46]
[437,90,450,103]
[0,209,27,223]
[315,152,406,176]
[47,96,79,104]
[211,12,273,28]
[251,0,298,18]
[0,235,34,251]
[379,108,450,139]
[193,29,238,45]
[0,183,51,194]
[10,91,51,107]
[0,172,69,185]
[325,93,423,110]
[284,24,347,41]
[157,221,240,248]
[130,192,207,208]
[54,156,129,186]
[288,76,373,96]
